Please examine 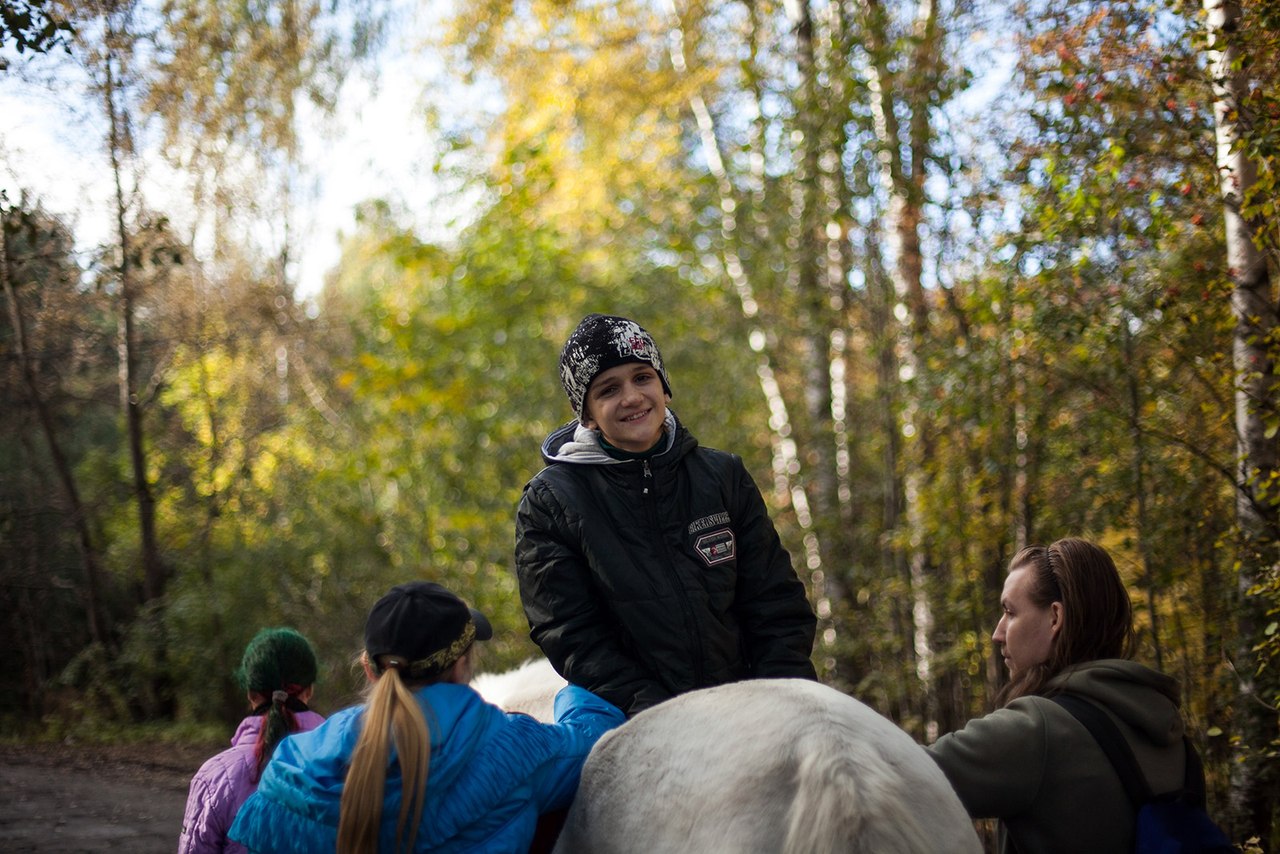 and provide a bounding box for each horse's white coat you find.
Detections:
[475,663,981,854]
[471,657,566,718]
